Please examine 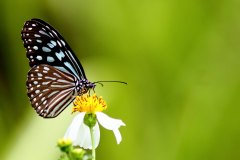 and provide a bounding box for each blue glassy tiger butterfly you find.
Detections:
[21,18,126,118]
